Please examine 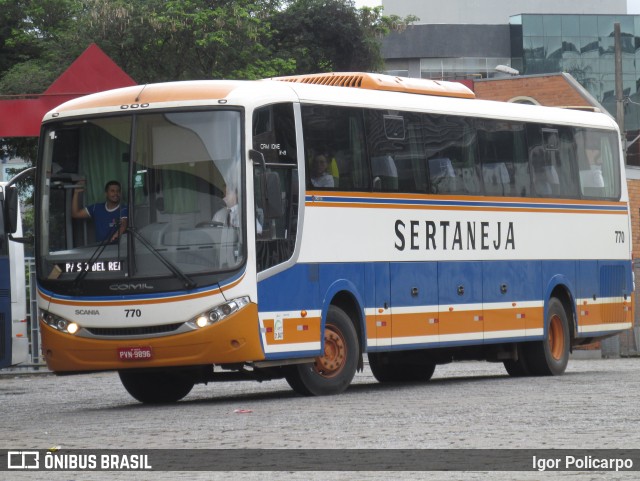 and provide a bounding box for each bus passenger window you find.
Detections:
[476,120,528,197]
[421,114,479,195]
[301,105,369,191]
[528,126,578,198]
[366,110,425,192]
[577,130,620,199]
